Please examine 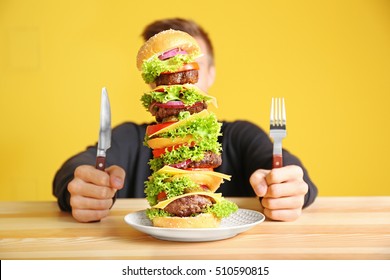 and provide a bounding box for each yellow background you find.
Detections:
[1,0,389,201]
